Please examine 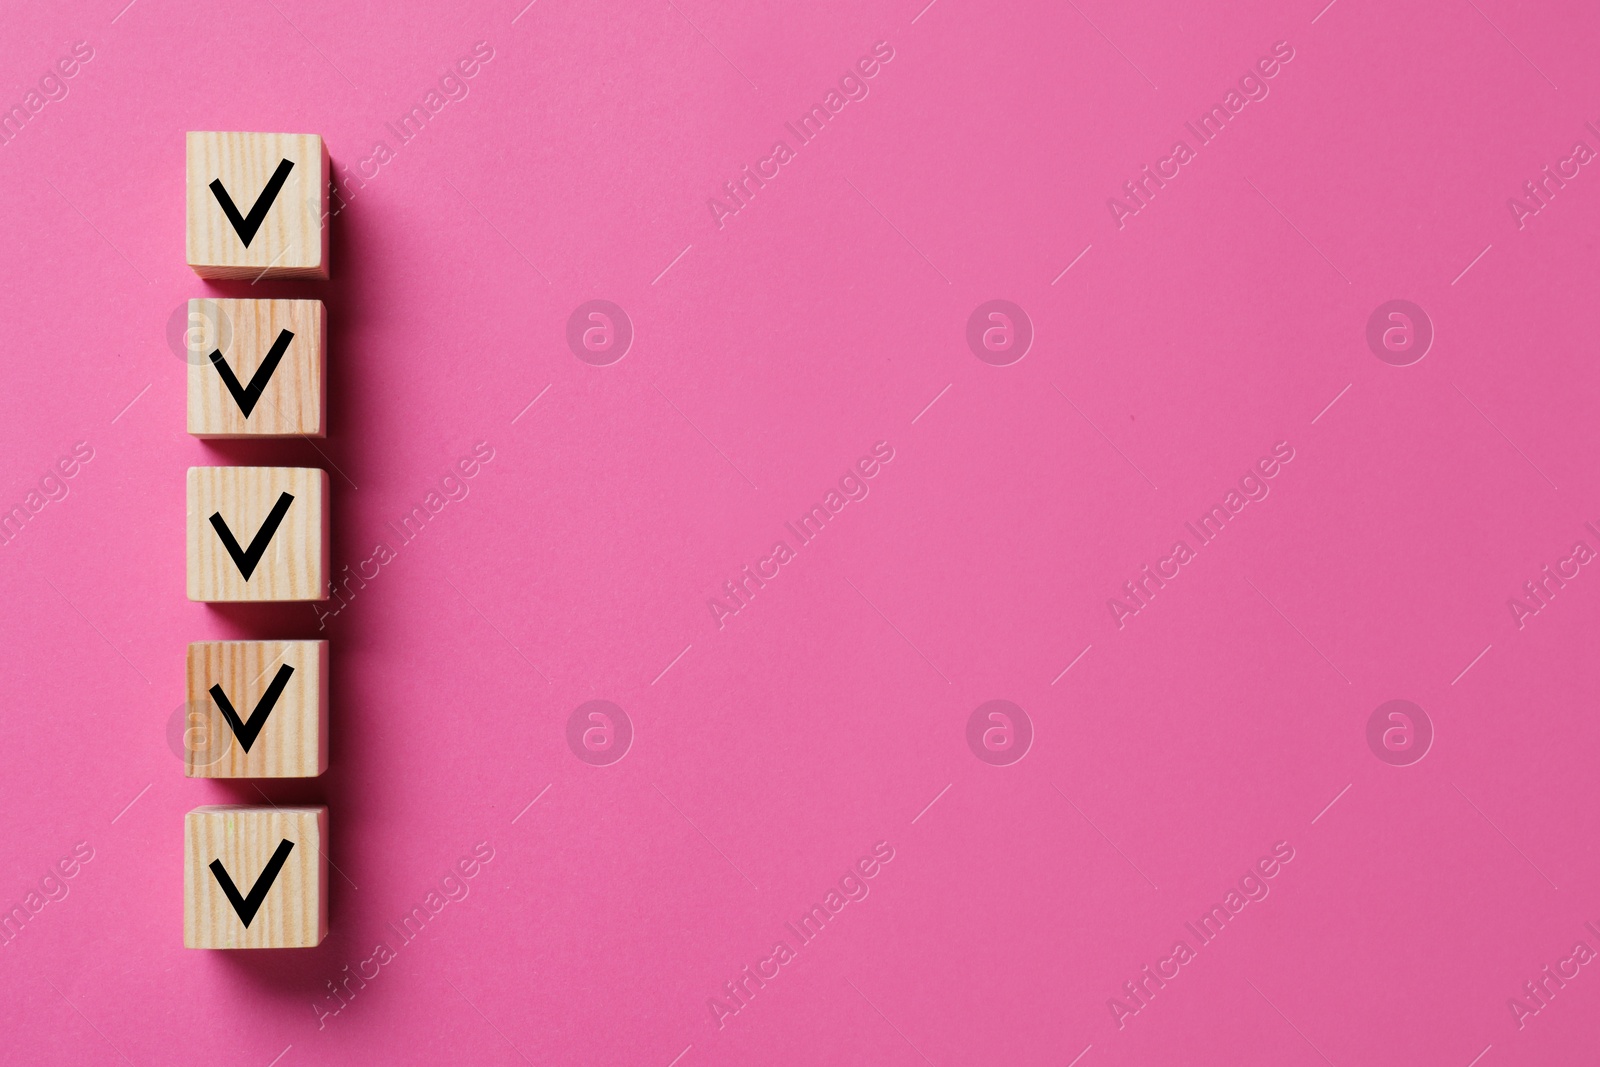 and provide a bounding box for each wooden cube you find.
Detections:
[184,806,327,948]
[184,641,327,778]
[187,299,325,438]
[186,466,328,602]
[186,132,329,280]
